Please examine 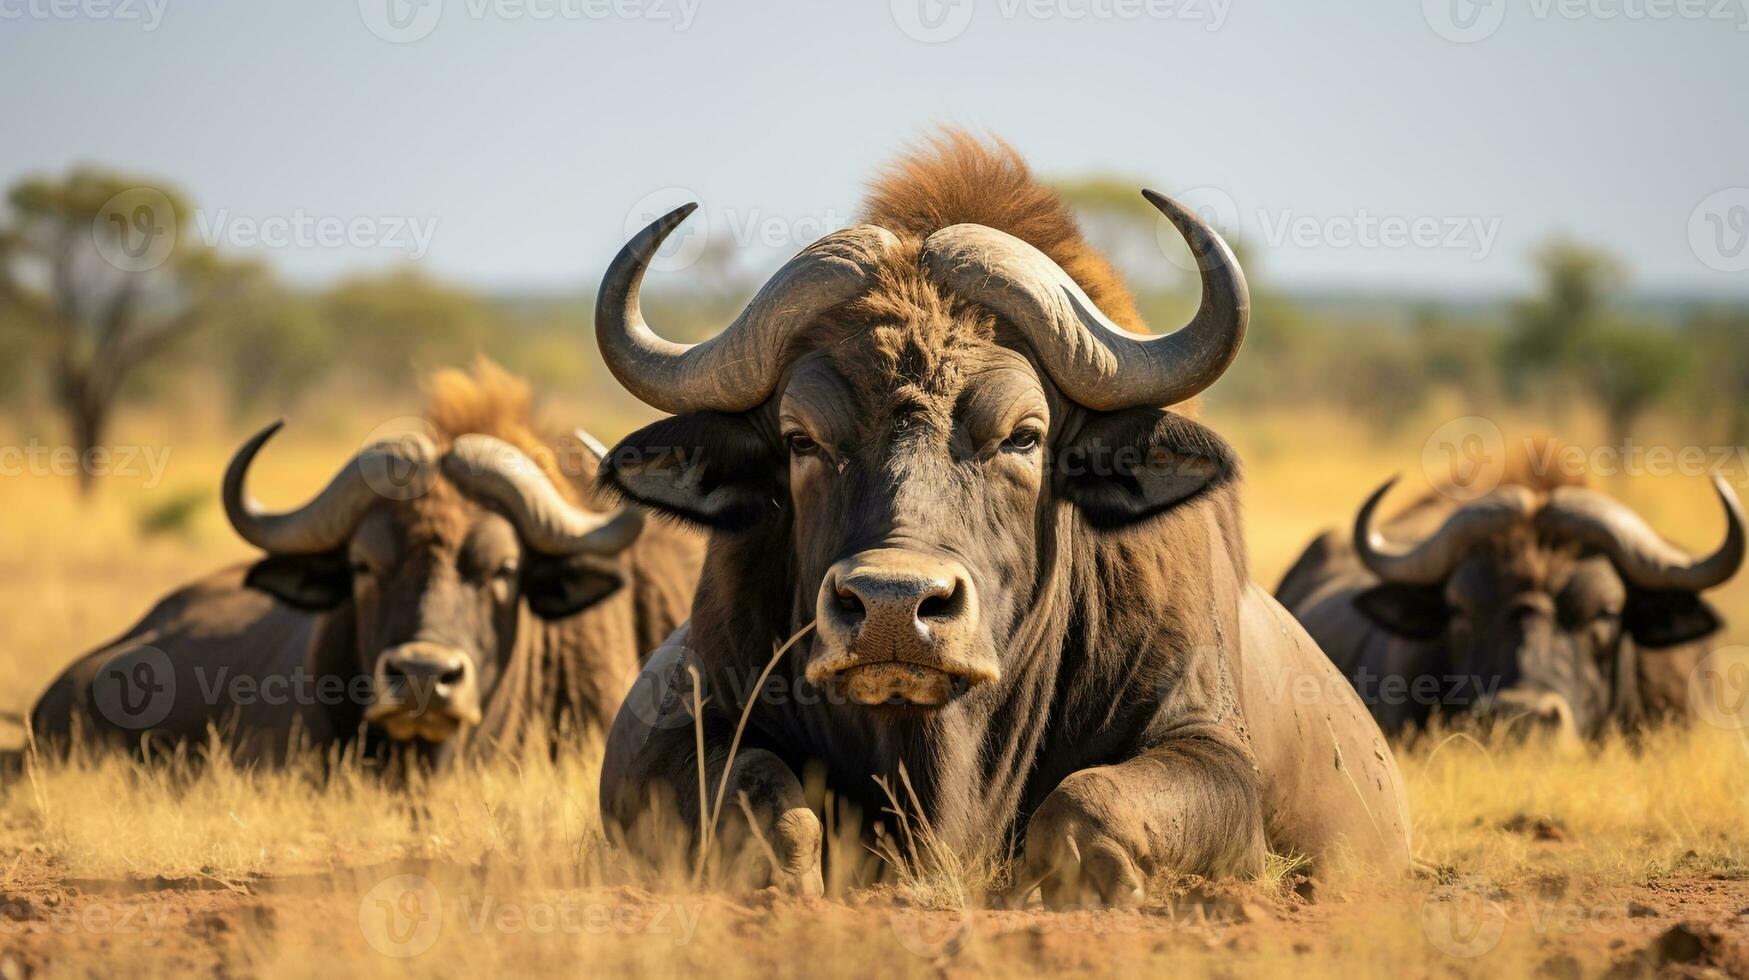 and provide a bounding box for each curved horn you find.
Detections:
[443,434,643,556]
[595,203,900,414]
[1353,477,1539,586]
[1538,476,1745,592]
[224,421,436,555]
[919,189,1248,410]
